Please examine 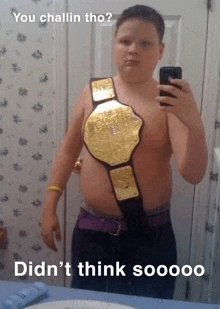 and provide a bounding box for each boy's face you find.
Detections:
[115,18,165,82]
